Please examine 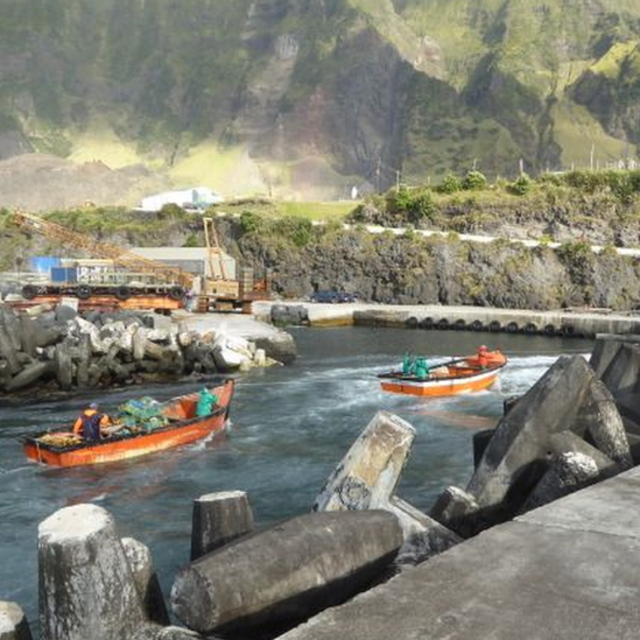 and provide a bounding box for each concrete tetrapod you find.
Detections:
[171,510,403,636]
[122,537,170,626]
[430,356,632,537]
[0,602,33,640]
[39,504,146,640]
[190,490,254,561]
[313,411,460,565]
[313,411,415,512]
[467,357,627,510]
[519,452,600,513]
